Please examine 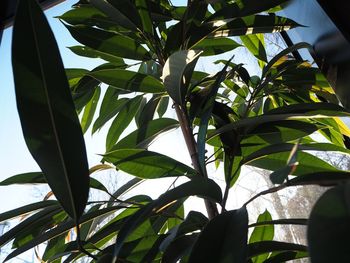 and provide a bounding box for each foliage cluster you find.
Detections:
[1,0,350,262]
